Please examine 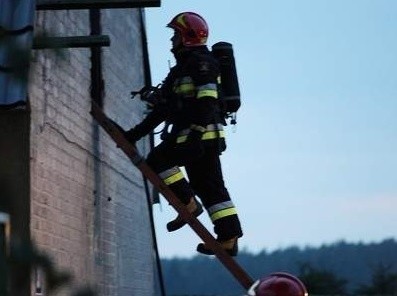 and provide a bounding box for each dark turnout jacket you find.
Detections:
[132,46,226,151]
